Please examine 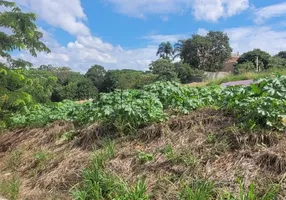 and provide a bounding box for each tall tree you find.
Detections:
[156,42,174,60]
[173,40,185,60]
[181,31,232,72]
[85,65,106,92]
[237,49,271,70]
[276,51,286,59]
[0,0,50,66]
